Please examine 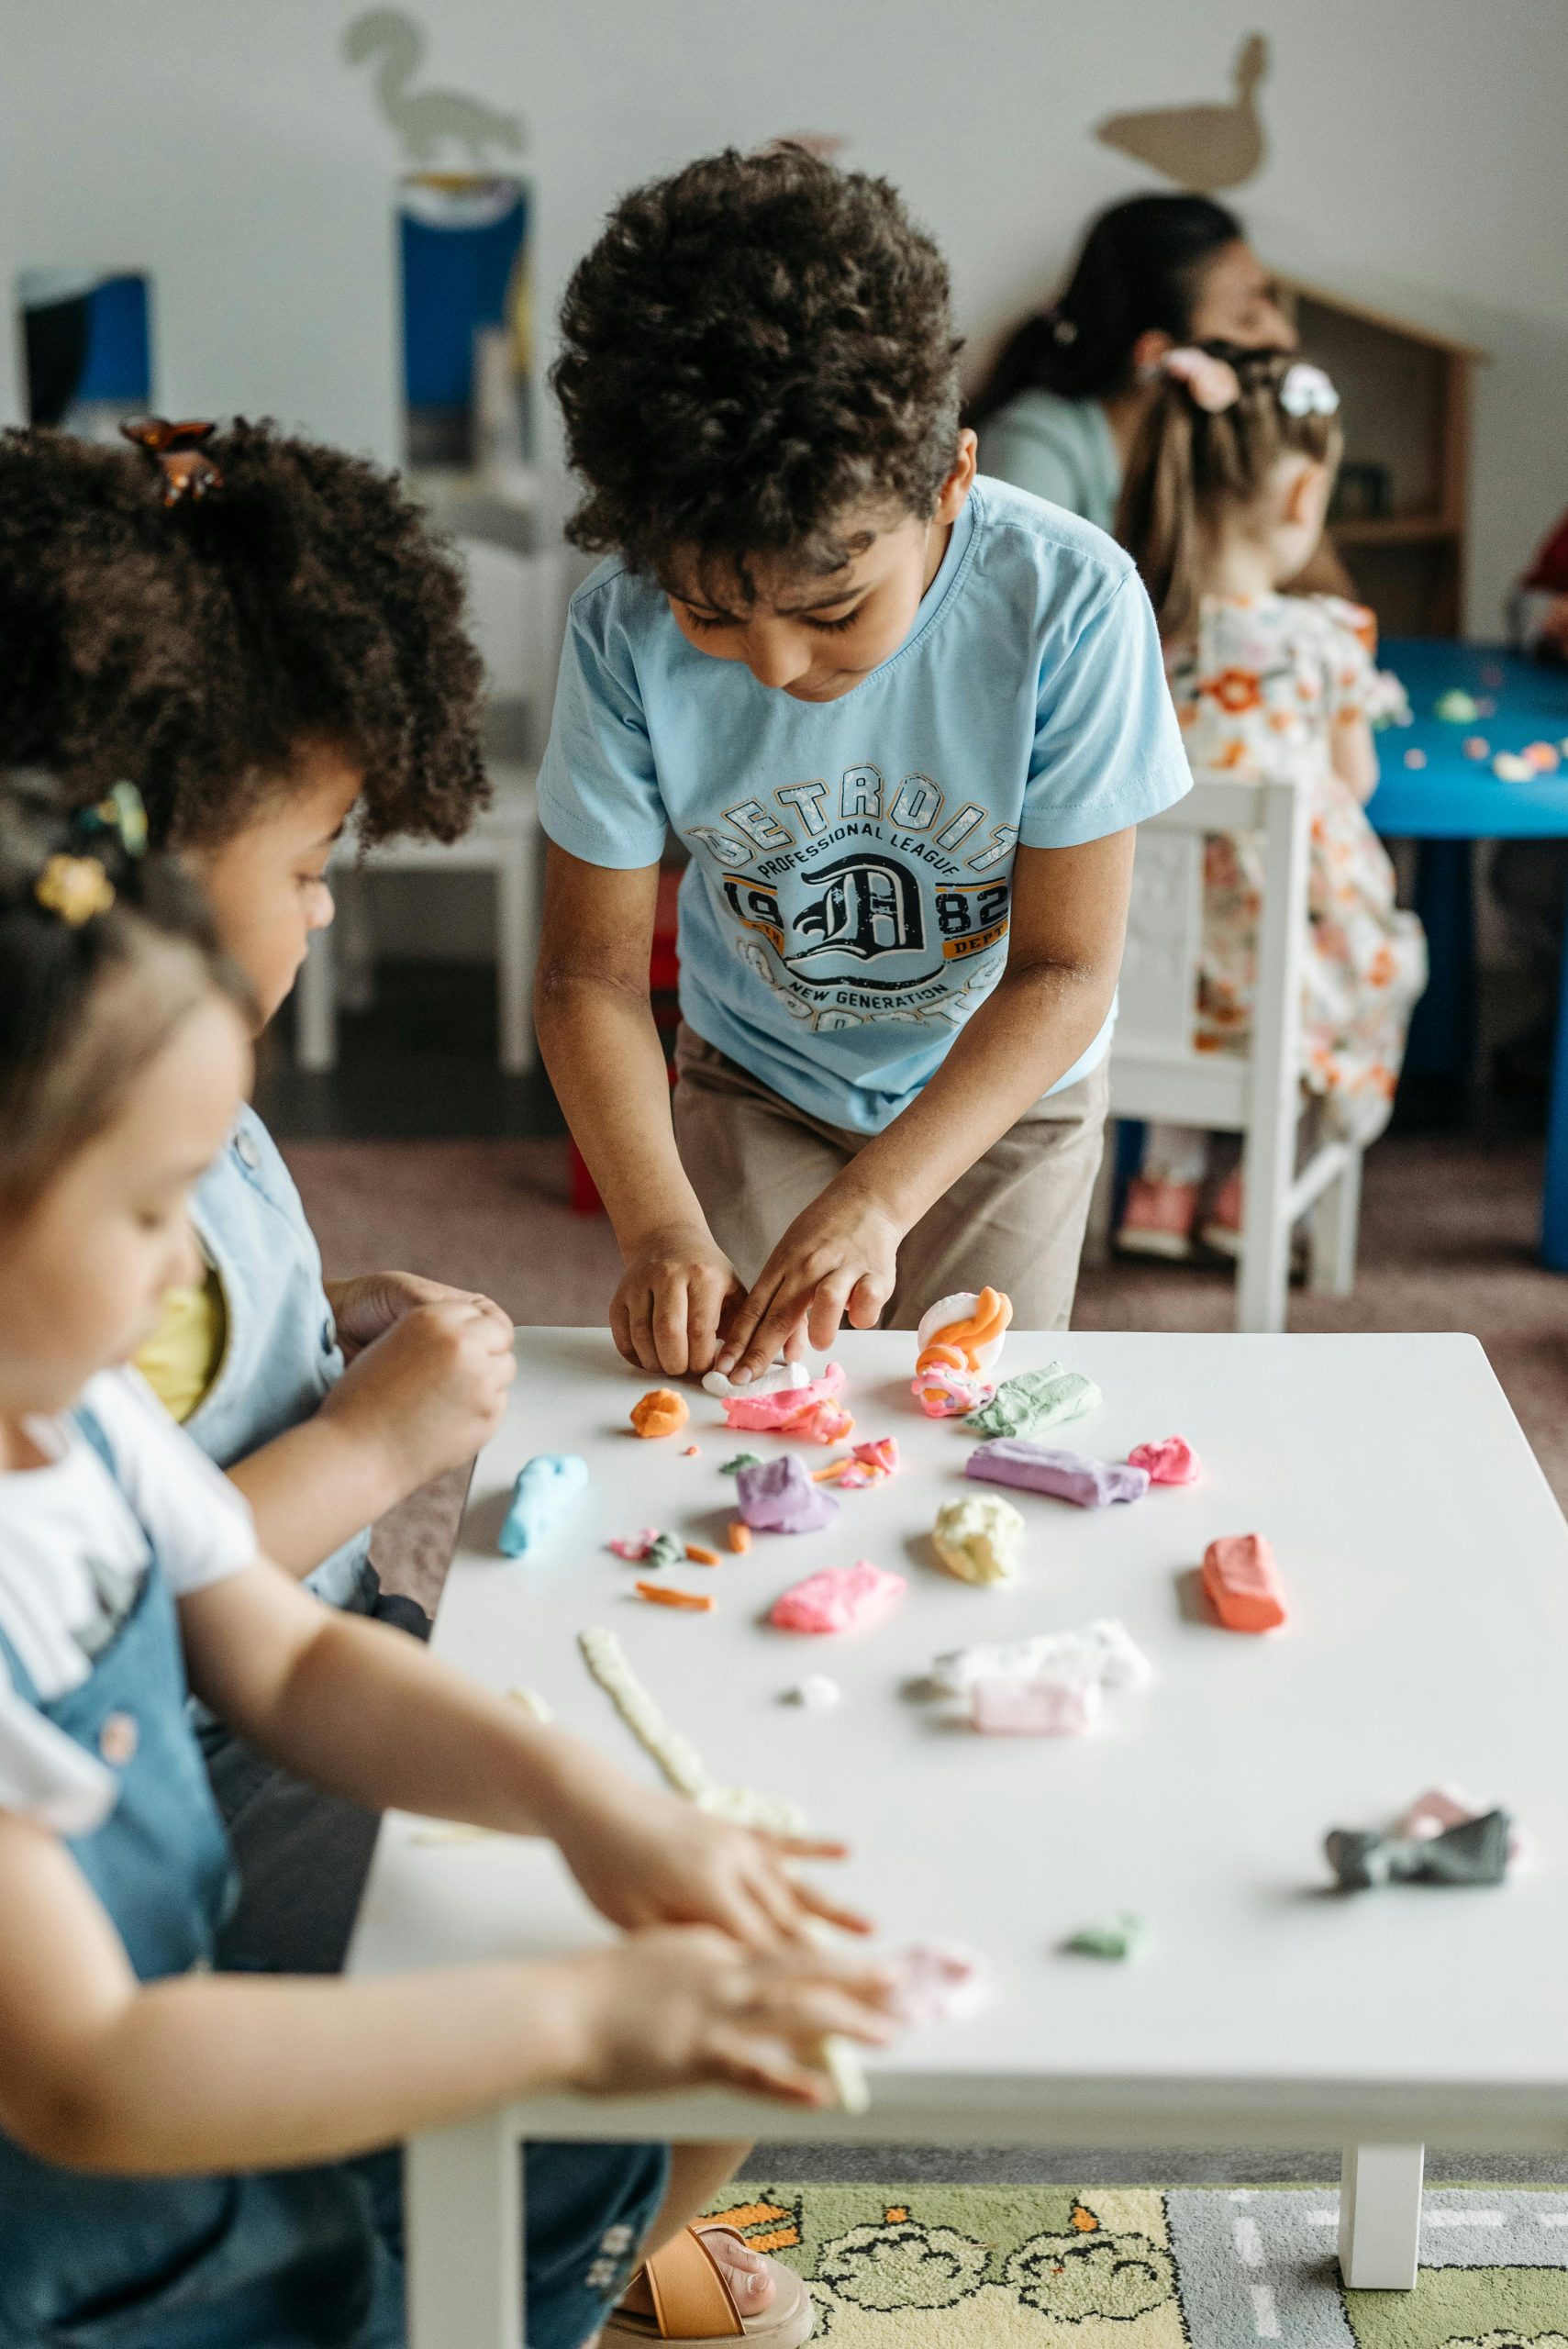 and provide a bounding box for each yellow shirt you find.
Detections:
[135,1266,228,1426]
